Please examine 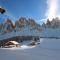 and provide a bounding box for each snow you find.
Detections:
[6,41,19,44]
[0,38,60,60]
[0,27,60,60]
[0,28,60,40]
[0,29,40,40]
[40,28,60,38]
